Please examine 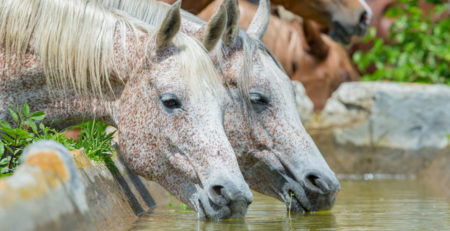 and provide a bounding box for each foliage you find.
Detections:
[71,121,115,162]
[353,0,449,84]
[1,103,115,177]
[0,103,64,175]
